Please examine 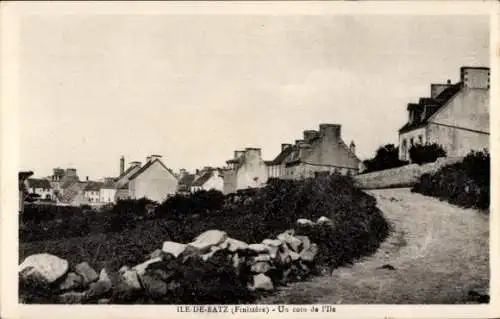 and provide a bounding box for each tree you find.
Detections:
[409,143,446,165]
[362,144,409,173]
